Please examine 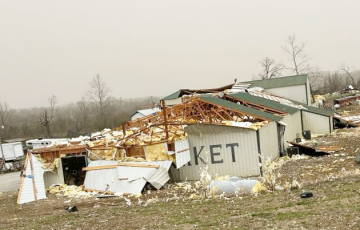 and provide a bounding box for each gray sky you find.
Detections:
[1,0,359,109]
